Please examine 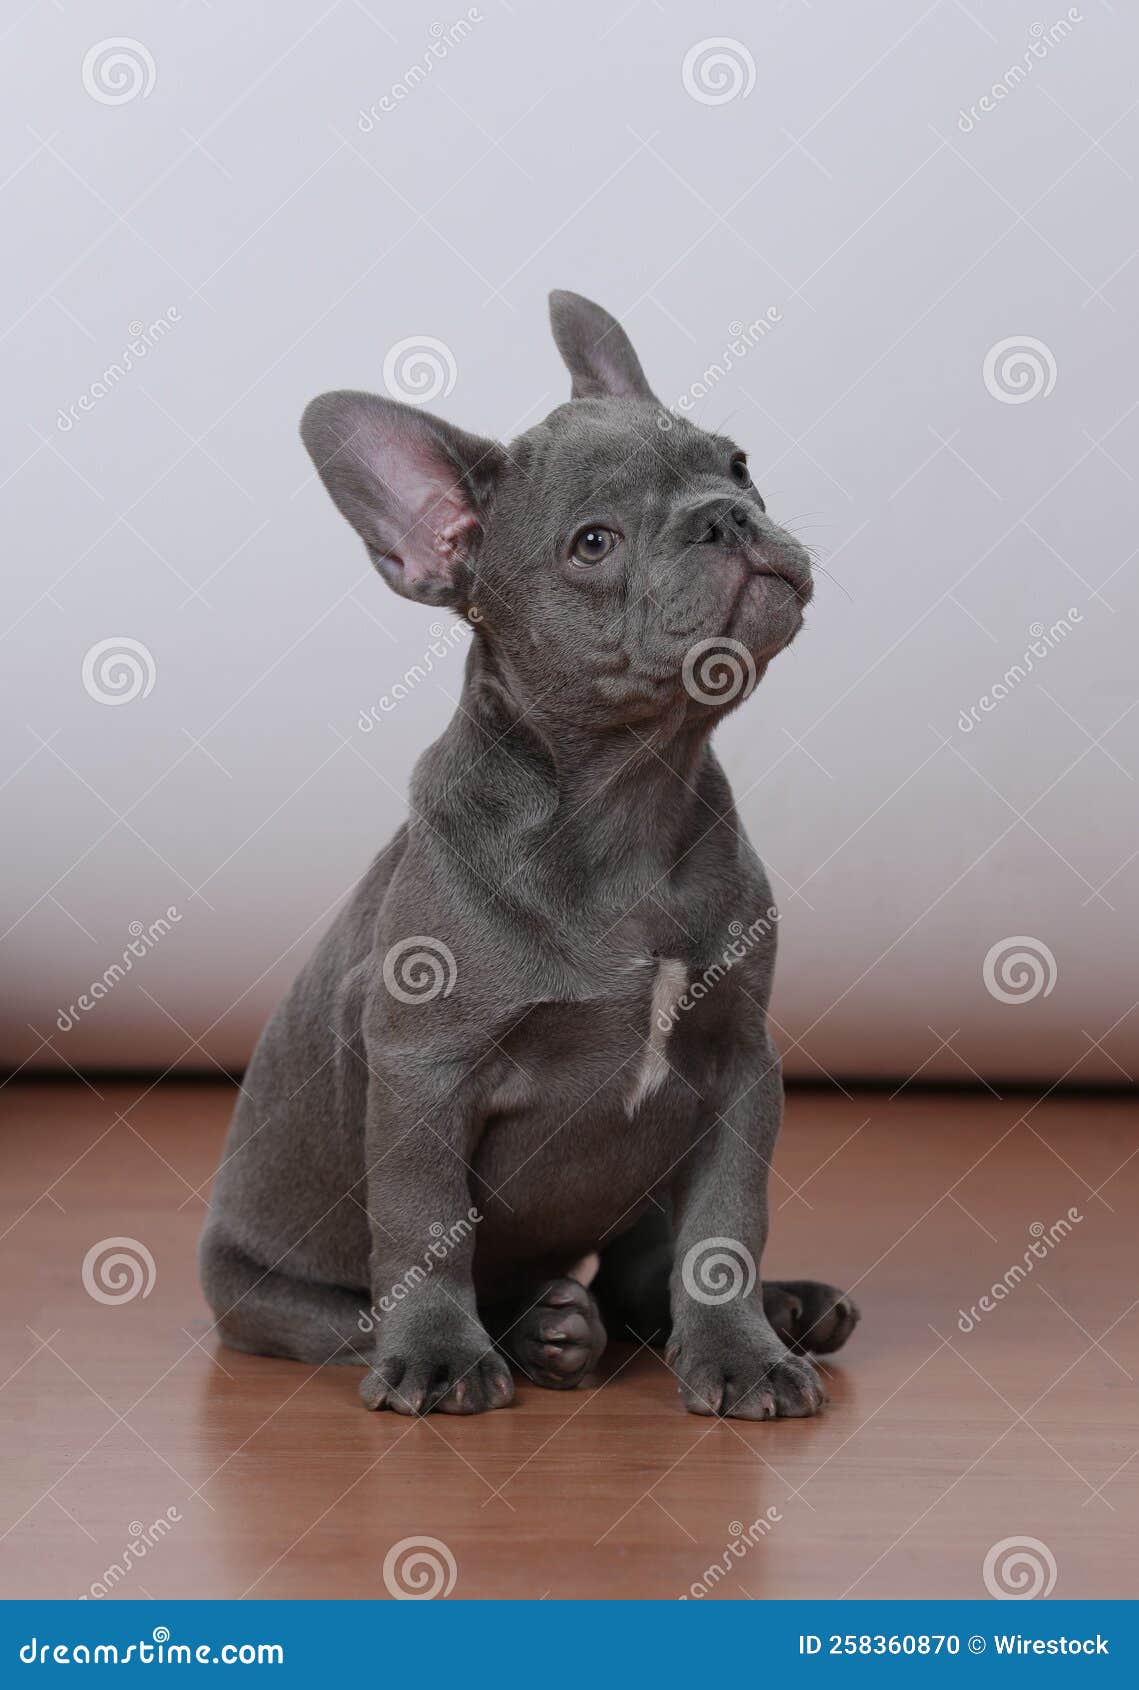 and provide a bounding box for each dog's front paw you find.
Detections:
[667,1320,825,1421]
[360,1333,515,1416]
